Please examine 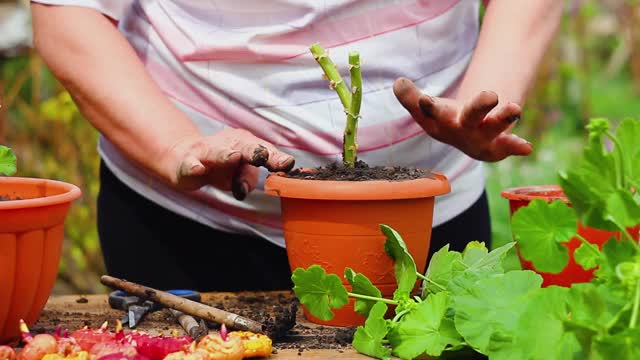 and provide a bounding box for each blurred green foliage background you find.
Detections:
[1,0,640,293]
